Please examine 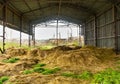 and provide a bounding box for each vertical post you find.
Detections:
[67,30,69,43]
[94,16,97,47]
[28,24,31,47]
[56,19,59,46]
[3,5,7,53]
[32,26,33,46]
[32,25,35,47]
[78,25,81,46]
[113,5,118,52]
[84,22,87,45]
[20,16,22,47]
